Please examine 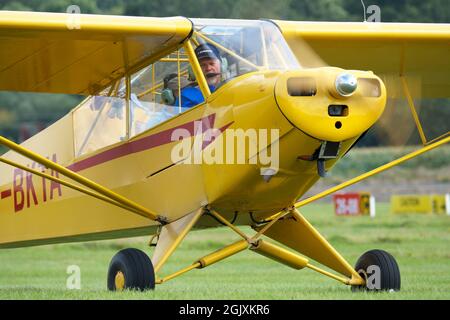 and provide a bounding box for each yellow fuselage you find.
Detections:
[0,67,386,248]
